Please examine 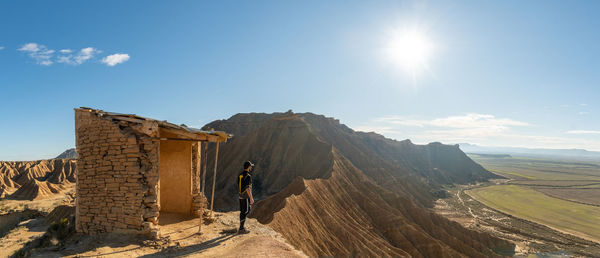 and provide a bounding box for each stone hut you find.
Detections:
[74,107,230,238]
